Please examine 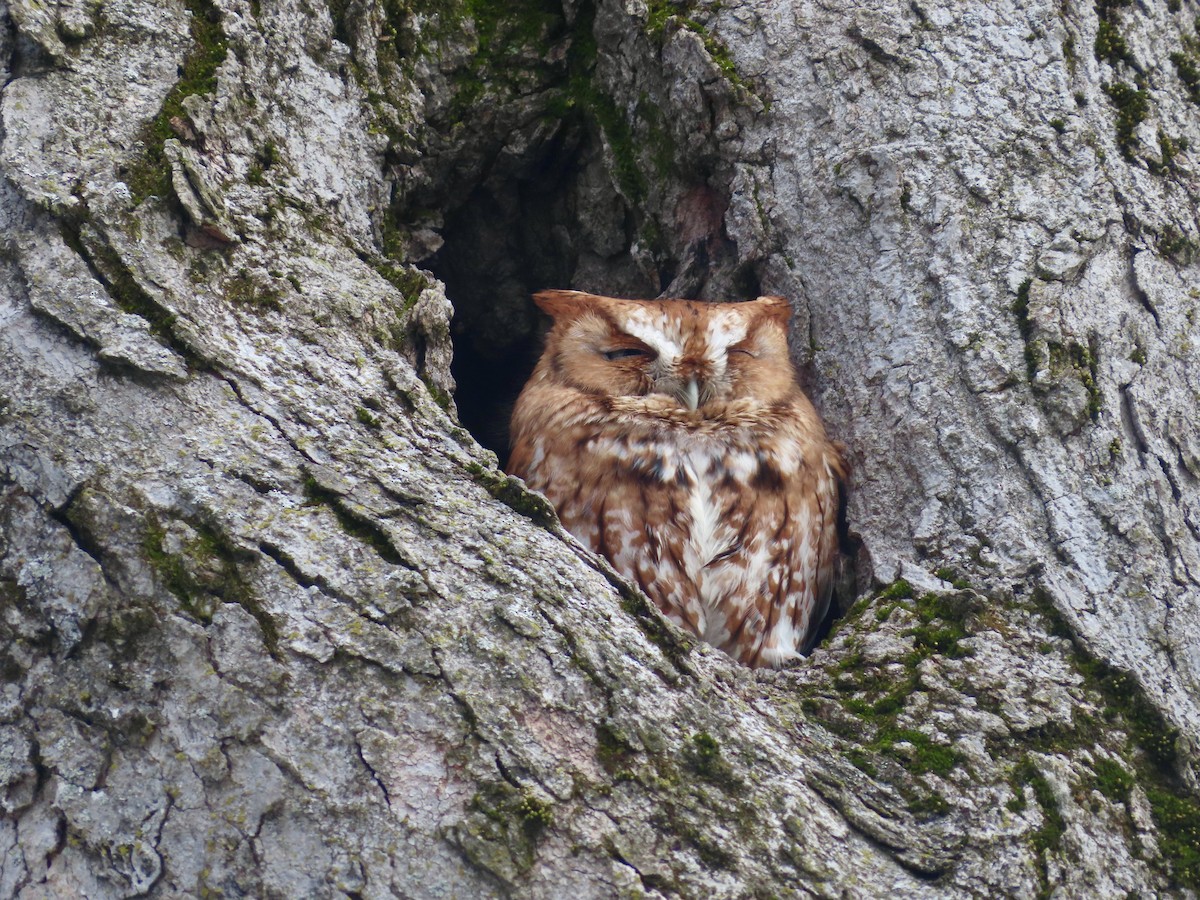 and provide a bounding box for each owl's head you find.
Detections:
[532,290,800,410]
